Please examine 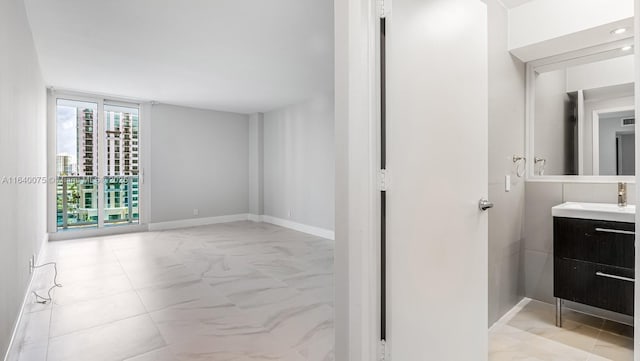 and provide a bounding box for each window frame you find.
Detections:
[47,89,150,240]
